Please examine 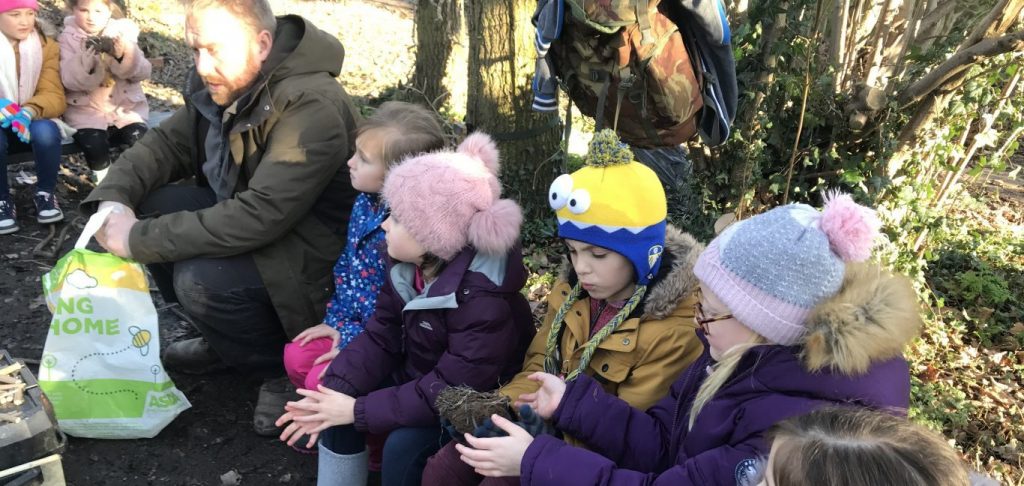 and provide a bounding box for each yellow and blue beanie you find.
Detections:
[548,130,667,285]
